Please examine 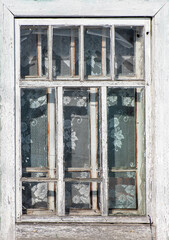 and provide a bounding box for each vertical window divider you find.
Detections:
[16,22,22,220]
[90,88,99,210]
[111,25,115,80]
[47,88,56,211]
[80,25,84,81]
[48,25,53,80]
[101,86,108,216]
[57,87,65,216]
